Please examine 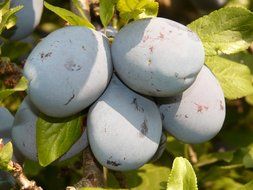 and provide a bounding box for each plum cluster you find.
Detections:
[1,17,226,171]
